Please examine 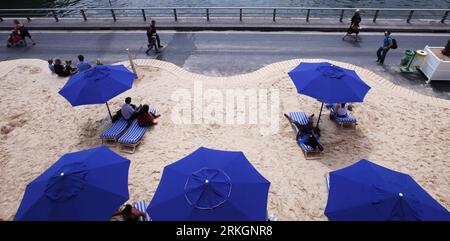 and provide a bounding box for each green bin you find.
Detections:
[400,50,416,73]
